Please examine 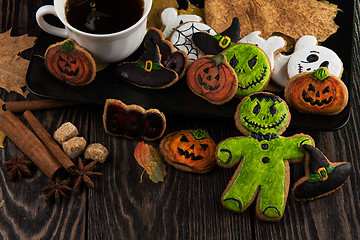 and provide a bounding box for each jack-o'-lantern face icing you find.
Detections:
[284,67,348,115]
[159,129,217,173]
[45,39,96,86]
[237,92,290,135]
[223,43,271,97]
